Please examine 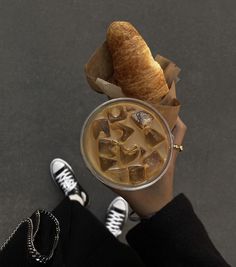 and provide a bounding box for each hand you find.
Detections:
[113,117,187,217]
